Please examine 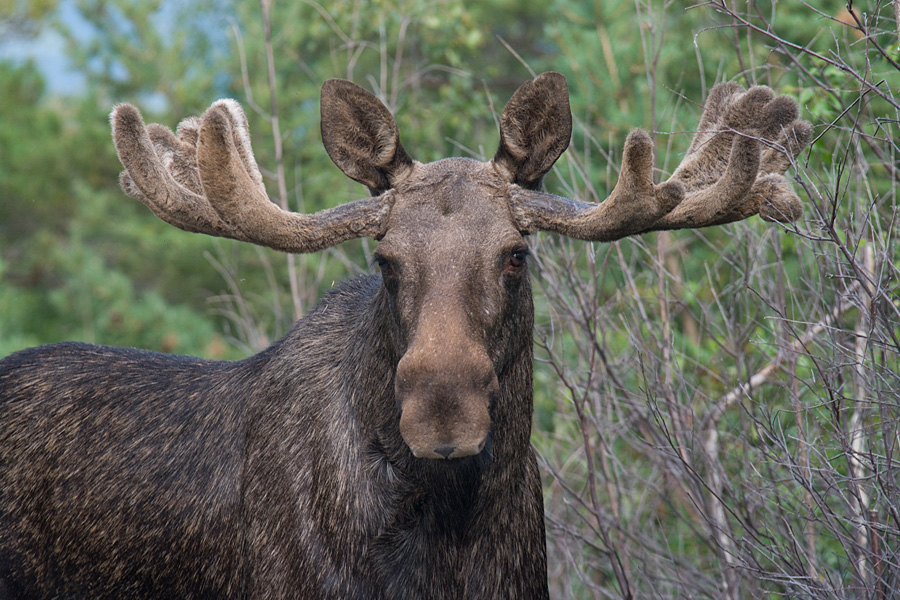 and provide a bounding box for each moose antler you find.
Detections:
[113,74,810,255]
[510,81,812,240]
[111,98,393,253]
